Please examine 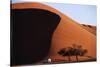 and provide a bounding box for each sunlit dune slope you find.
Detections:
[12,2,96,62]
